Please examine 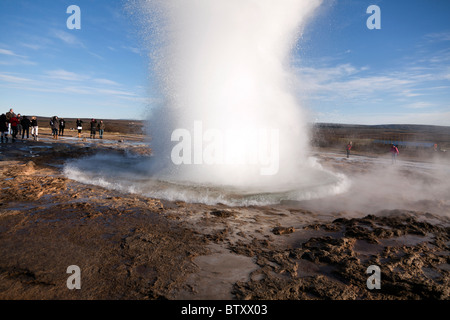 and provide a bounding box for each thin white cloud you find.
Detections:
[62,86,93,95]
[88,51,104,60]
[122,46,141,54]
[46,69,88,81]
[52,30,85,48]
[0,48,35,65]
[424,31,450,42]
[402,102,435,109]
[0,48,19,56]
[296,57,450,126]
[1,69,139,99]
[0,59,37,66]
[97,88,136,96]
[93,78,121,86]
[21,43,43,51]
[296,62,448,102]
[1,76,141,101]
[0,73,33,83]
